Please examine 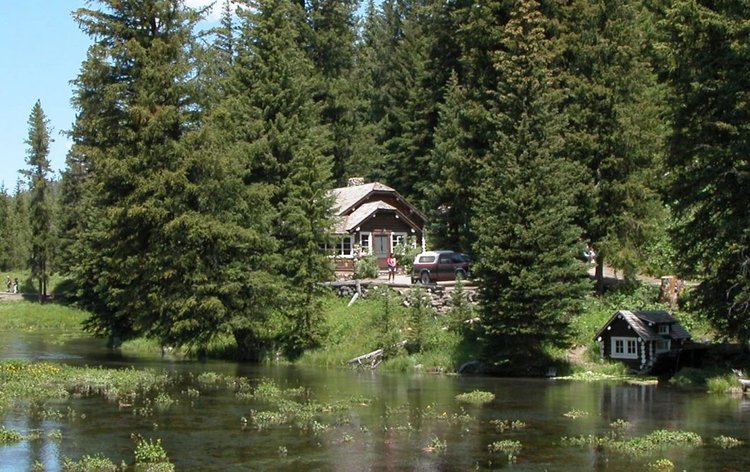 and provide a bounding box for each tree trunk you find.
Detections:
[595,258,605,294]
